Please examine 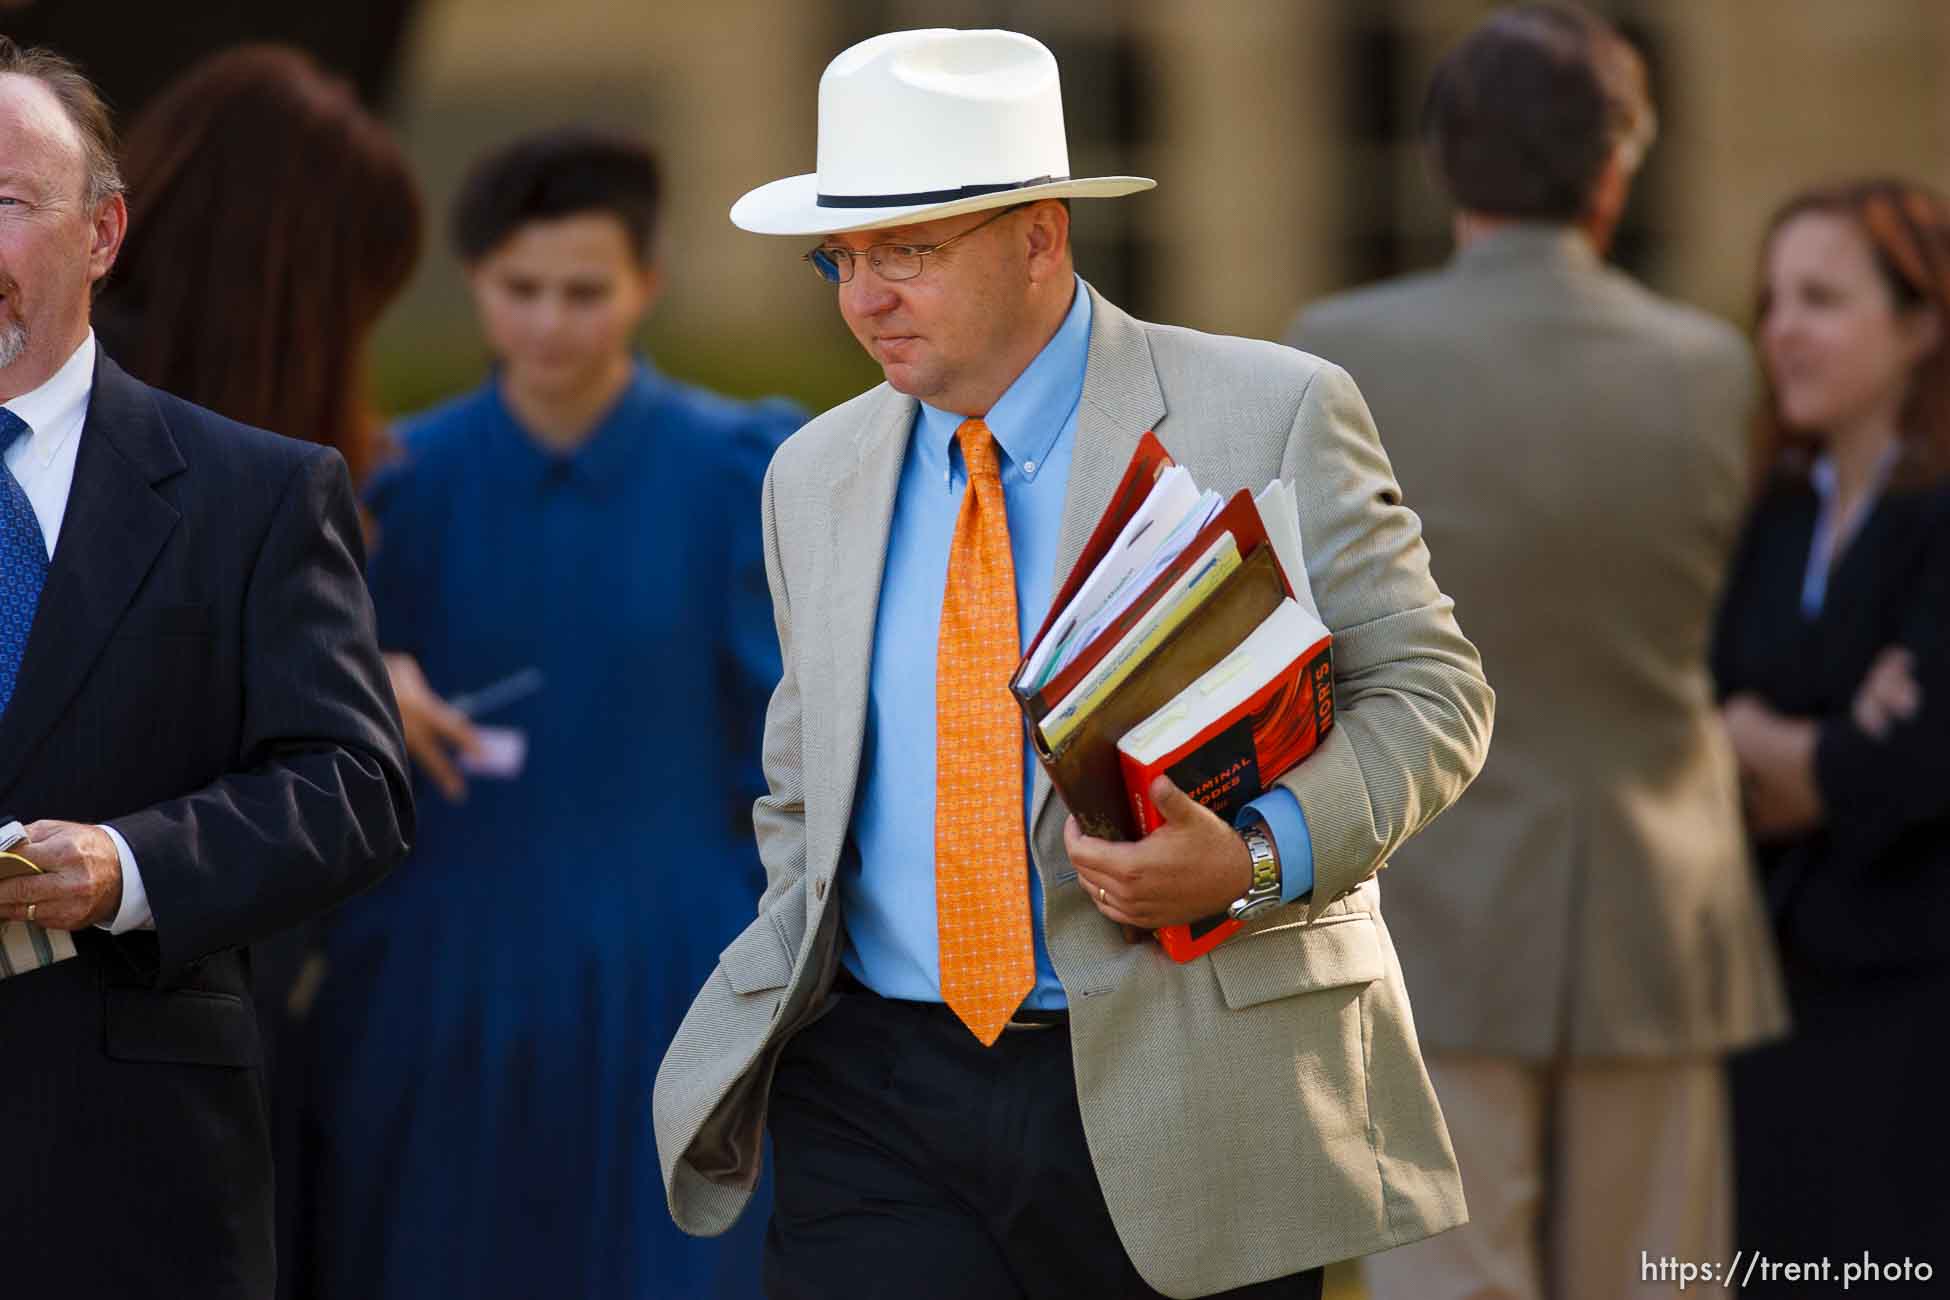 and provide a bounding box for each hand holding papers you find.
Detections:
[451,667,538,780]
[0,820,80,979]
[0,820,37,880]
[1119,598,1333,961]
[1010,433,1336,962]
